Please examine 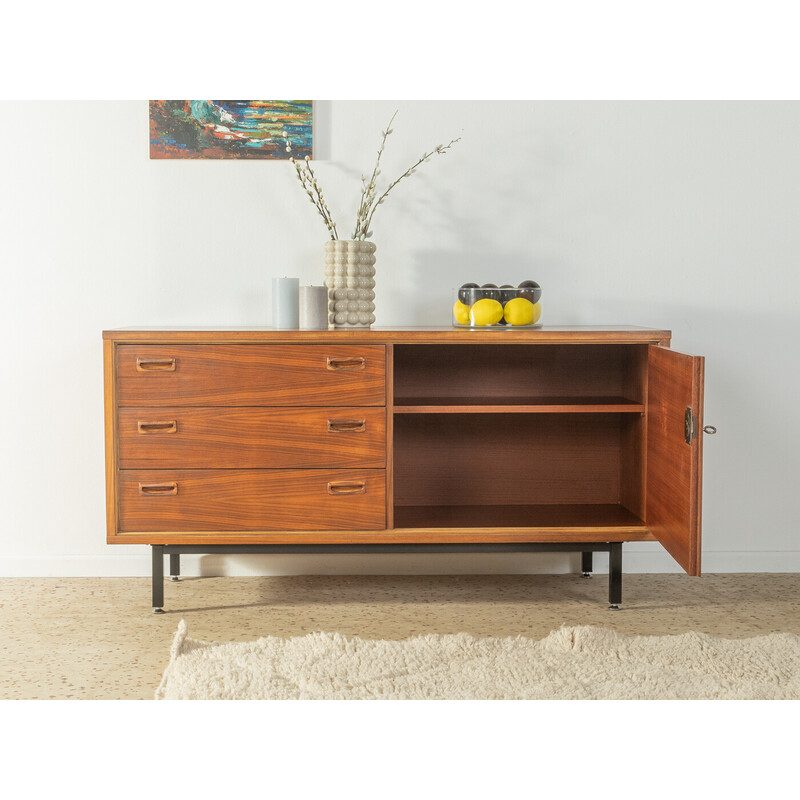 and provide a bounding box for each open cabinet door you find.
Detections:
[647,346,705,576]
